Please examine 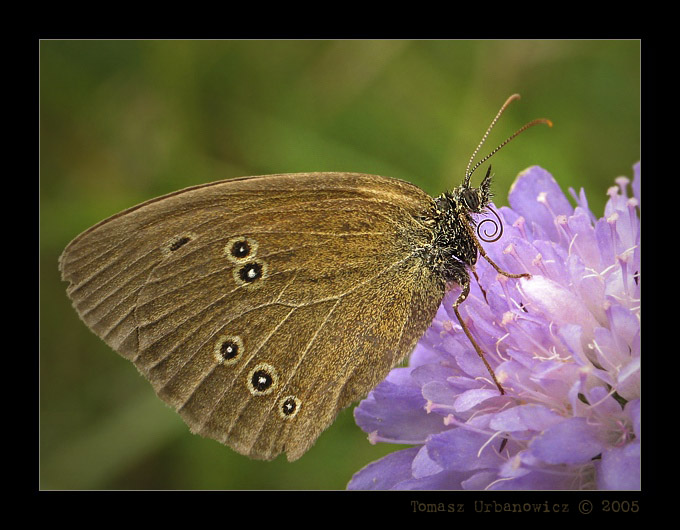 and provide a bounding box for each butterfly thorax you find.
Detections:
[419,178,492,286]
